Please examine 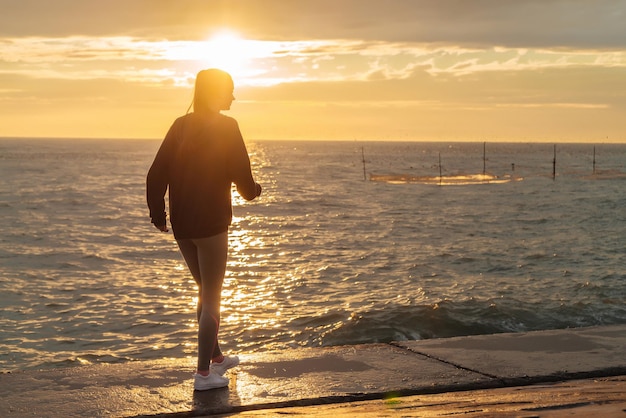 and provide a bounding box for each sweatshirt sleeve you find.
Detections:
[228,119,259,201]
[146,119,179,225]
